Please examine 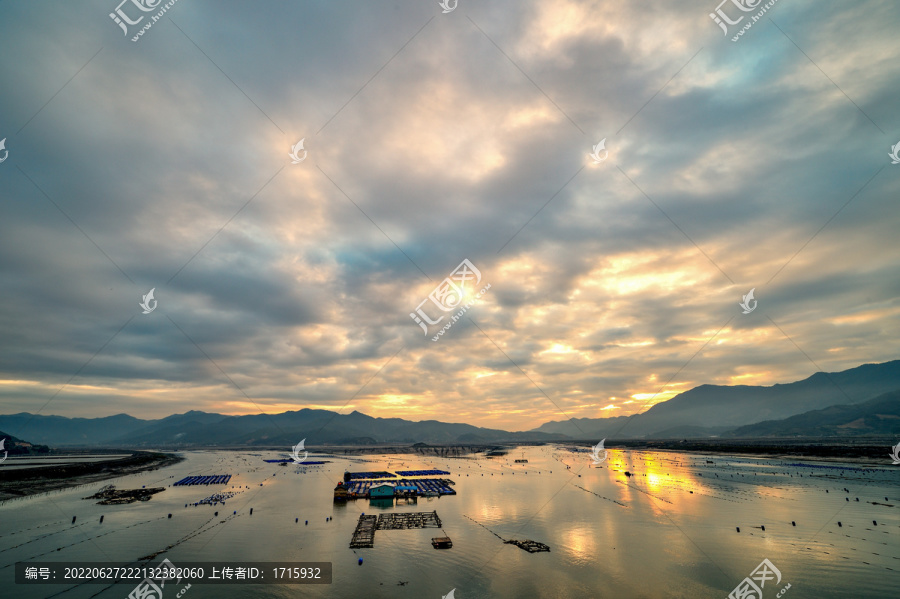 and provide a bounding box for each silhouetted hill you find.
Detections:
[0,430,50,455]
[725,389,900,437]
[531,360,900,438]
[0,409,561,447]
[0,414,146,446]
[3,360,898,446]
